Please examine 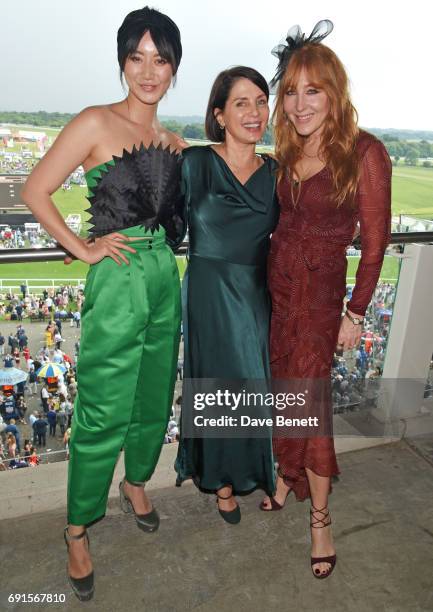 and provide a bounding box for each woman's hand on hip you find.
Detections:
[64,233,137,266]
[336,311,363,352]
